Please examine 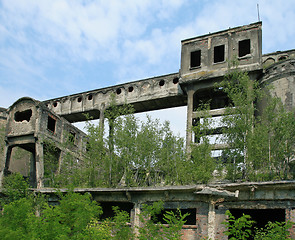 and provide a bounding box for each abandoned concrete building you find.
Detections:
[1,22,295,239]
